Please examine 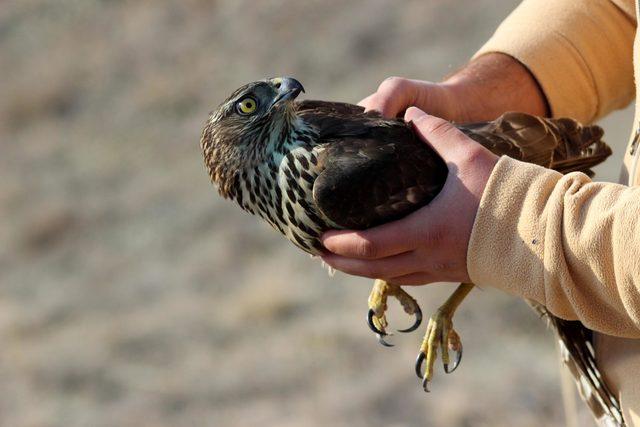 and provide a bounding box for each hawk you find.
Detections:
[201,77,623,426]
